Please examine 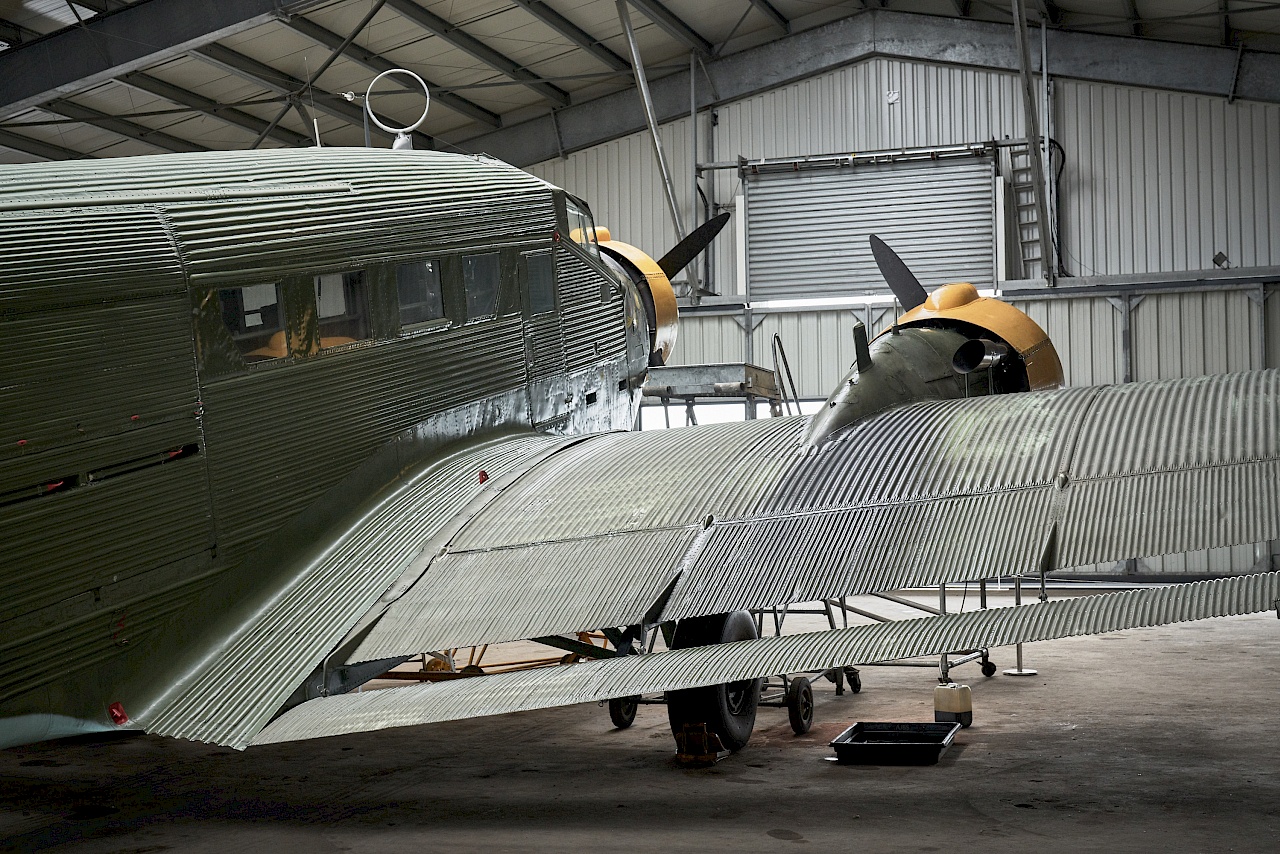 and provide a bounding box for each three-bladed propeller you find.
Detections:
[657,212,731,280]
[869,234,928,311]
